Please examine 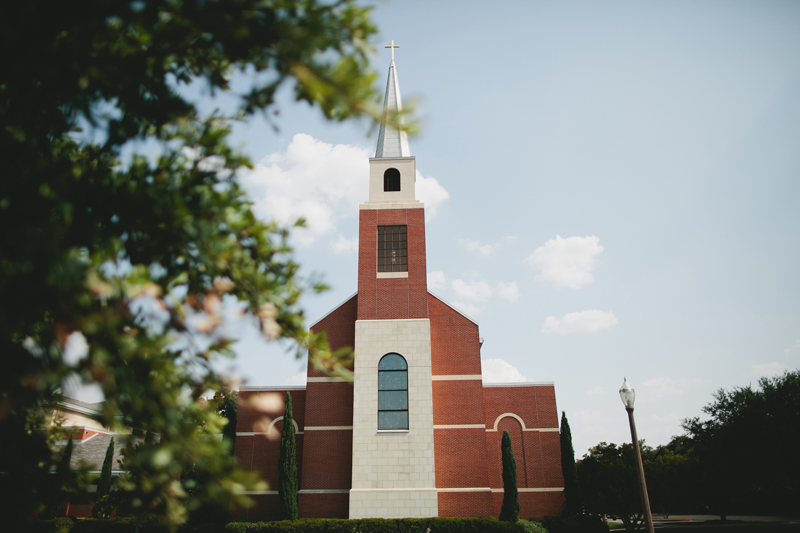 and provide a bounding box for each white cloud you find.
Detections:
[648,413,683,443]
[496,282,519,303]
[524,235,604,289]
[750,362,787,378]
[571,410,612,454]
[427,271,446,291]
[542,310,618,333]
[481,358,528,383]
[452,279,493,302]
[415,171,450,219]
[452,300,483,317]
[585,386,605,396]
[785,340,800,353]
[639,376,687,399]
[459,239,493,255]
[240,134,450,245]
[240,134,370,245]
[286,371,307,386]
[331,234,358,254]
